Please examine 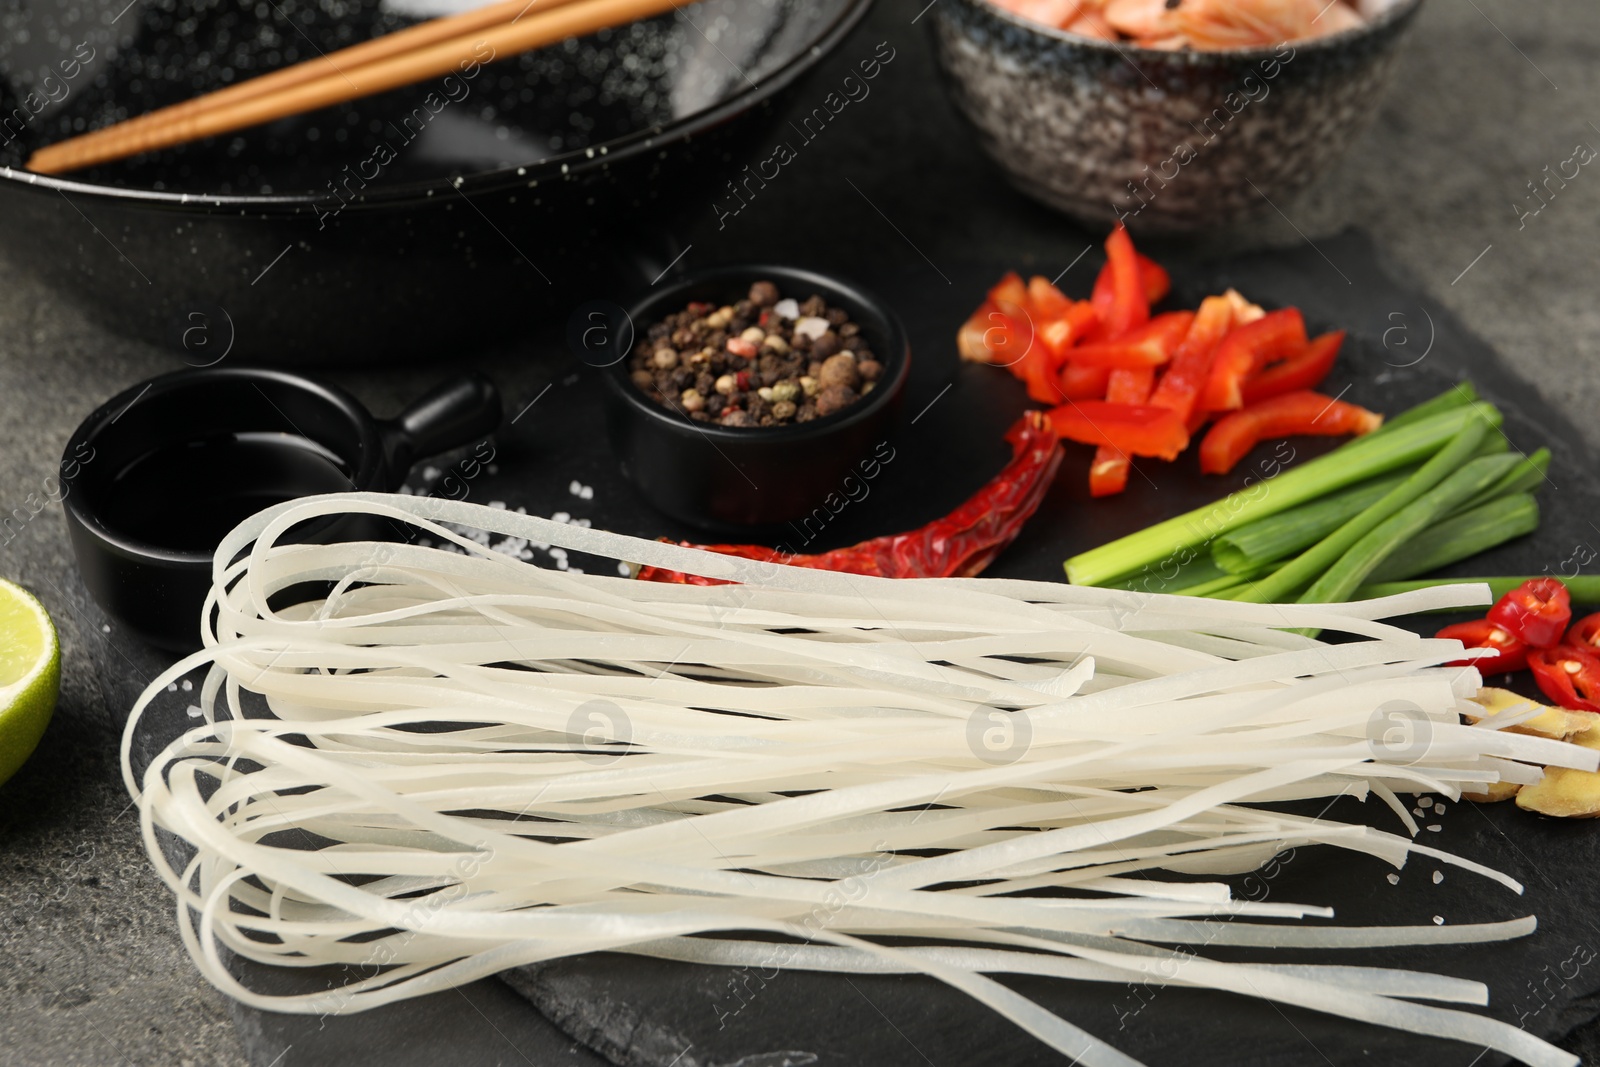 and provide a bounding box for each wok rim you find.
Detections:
[0,0,876,213]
